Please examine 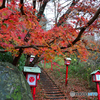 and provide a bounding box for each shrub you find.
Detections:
[18,54,26,71]
[0,49,26,71]
[0,52,13,63]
